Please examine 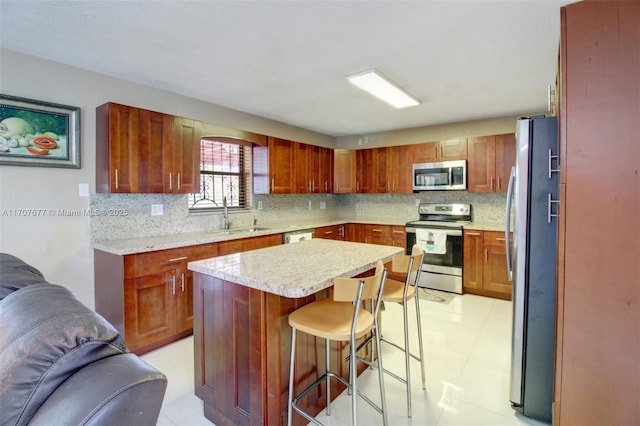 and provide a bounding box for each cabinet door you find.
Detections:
[439,139,468,161]
[124,272,177,350]
[268,137,294,194]
[138,109,170,193]
[412,142,439,163]
[316,225,345,240]
[172,117,202,194]
[463,231,483,290]
[467,136,496,192]
[372,147,389,193]
[293,141,309,193]
[99,103,140,193]
[318,147,333,193]
[494,133,516,192]
[176,268,194,333]
[356,149,374,193]
[389,145,413,193]
[333,150,356,193]
[483,232,511,297]
[391,225,406,248]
